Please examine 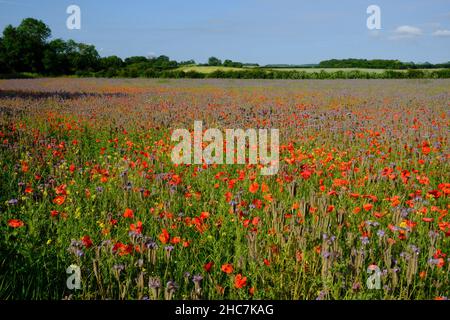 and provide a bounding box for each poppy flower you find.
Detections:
[8,219,24,228]
[204,261,214,273]
[363,203,373,211]
[55,184,67,195]
[53,195,66,206]
[159,228,170,244]
[123,208,134,218]
[422,145,431,155]
[200,211,210,220]
[221,263,233,274]
[234,274,247,289]
[170,236,181,244]
[300,170,312,180]
[249,182,259,193]
[129,221,143,234]
[82,235,93,248]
